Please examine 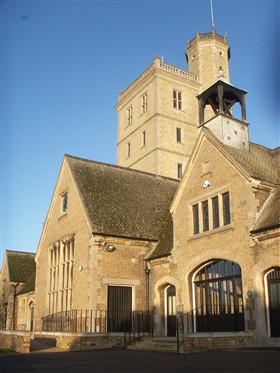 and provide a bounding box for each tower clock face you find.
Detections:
[62,194,68,212]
